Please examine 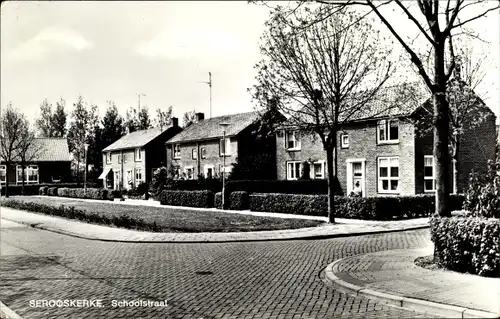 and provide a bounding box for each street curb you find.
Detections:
[0,301,23,319]
[1,216,429,243]
[323,256,500,319]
